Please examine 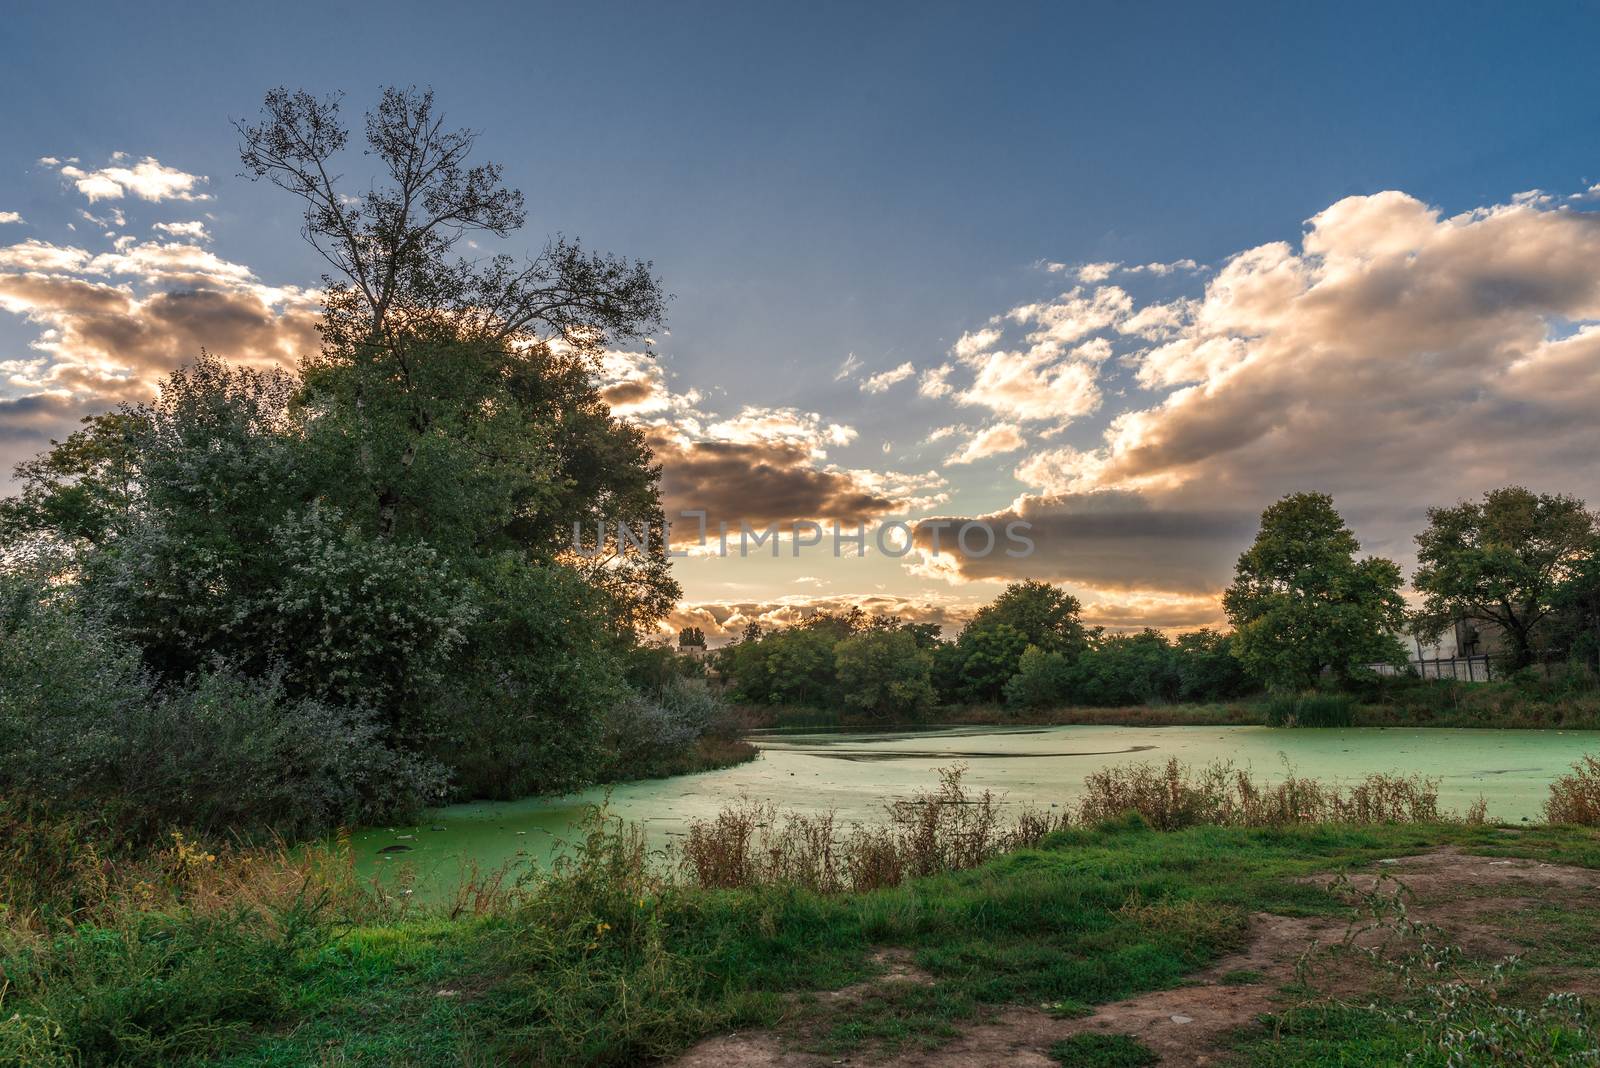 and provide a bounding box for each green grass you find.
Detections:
[1050,1033,1160,1066]
[7,820,1599,1066]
